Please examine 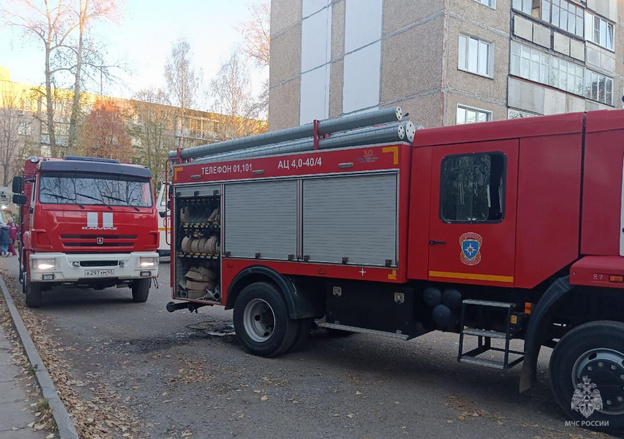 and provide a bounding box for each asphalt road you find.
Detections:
[4,257,615,439]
